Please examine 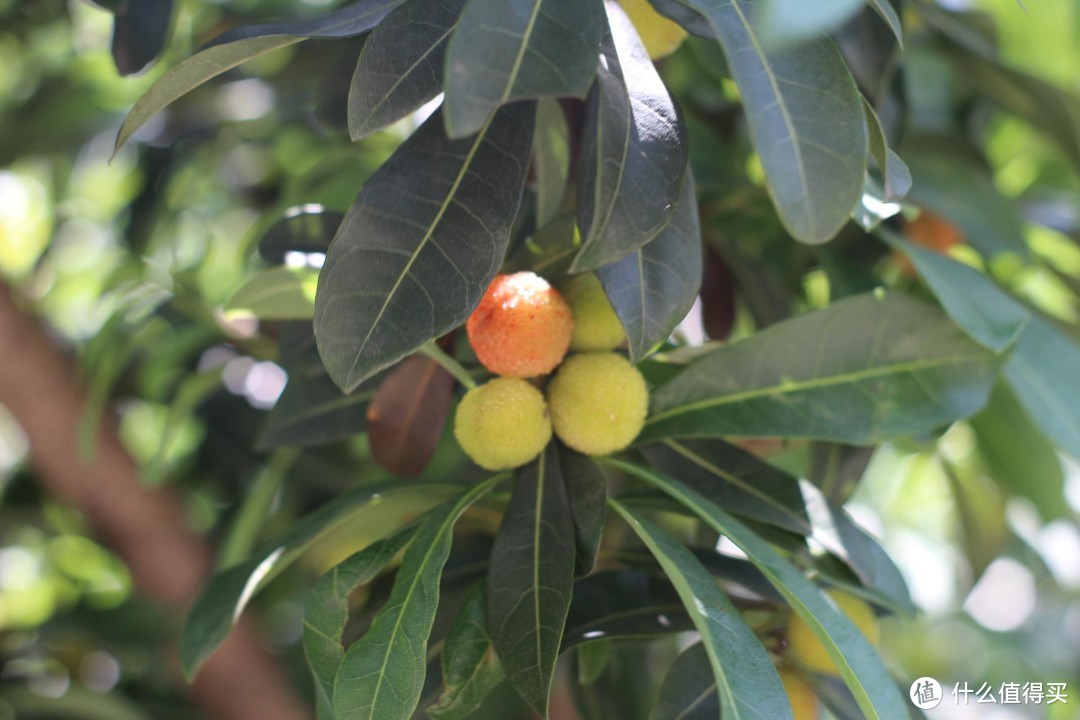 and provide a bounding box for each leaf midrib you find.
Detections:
[647,351,989,425]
